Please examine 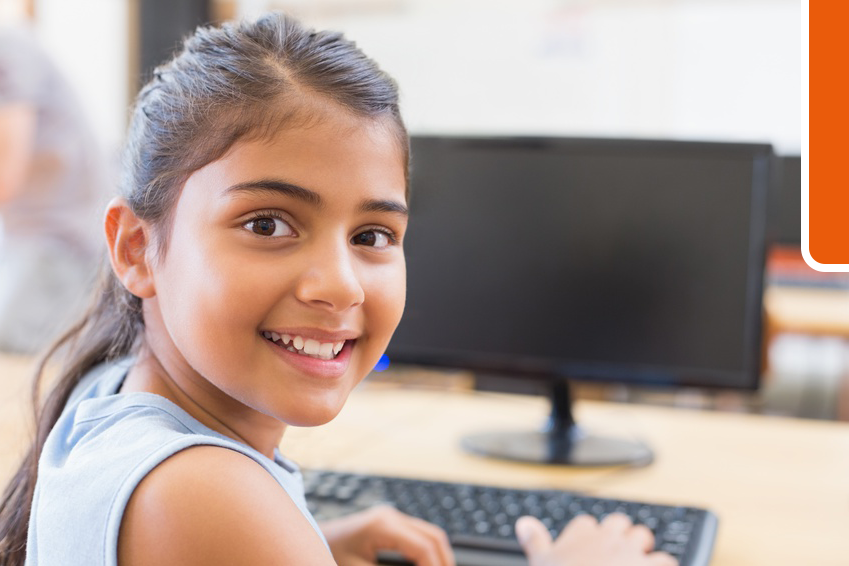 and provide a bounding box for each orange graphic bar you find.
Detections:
[809,1,848,265]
